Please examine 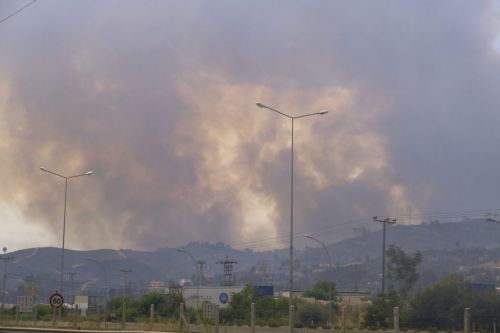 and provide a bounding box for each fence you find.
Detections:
[1,303,497,333]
